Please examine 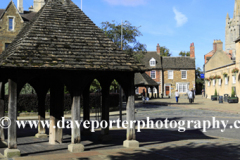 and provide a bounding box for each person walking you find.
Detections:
[192,88,195,102]
[188,89,193,103]
[202,89,205,98]
[175,89,179,103]
[142,89,146,104]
